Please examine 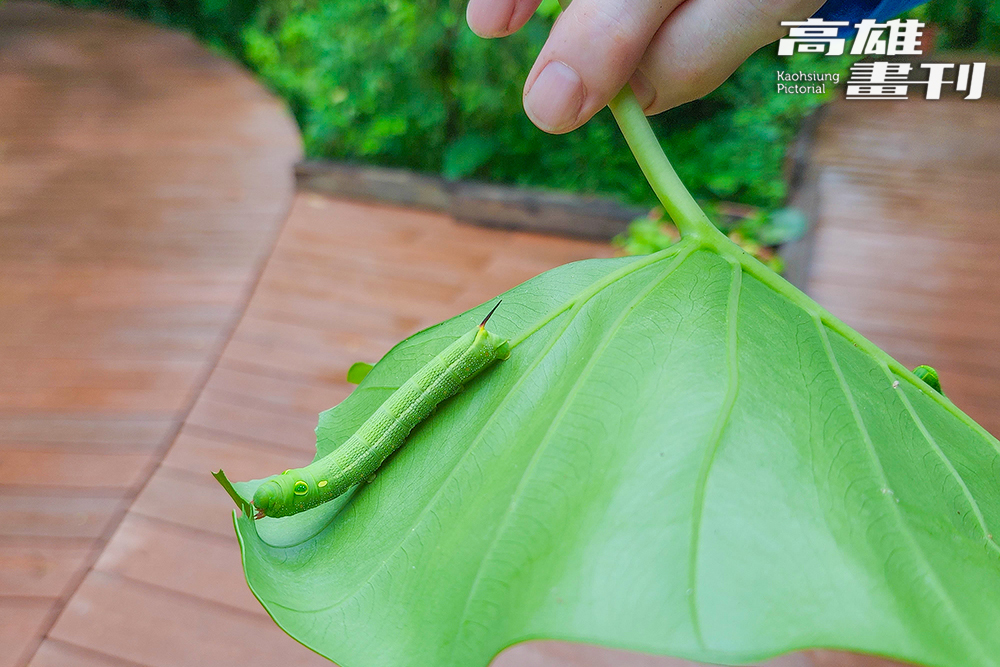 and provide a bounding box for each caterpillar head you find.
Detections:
[252,473,314,519]
[252,480,281,519]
